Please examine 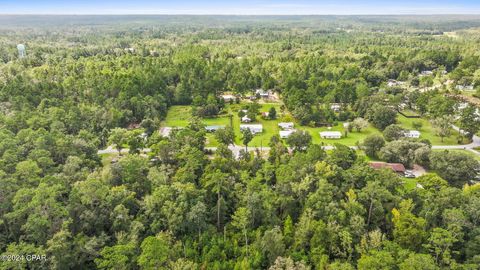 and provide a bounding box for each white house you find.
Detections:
[279,130,296,139]
[404,130,421,138]
[278,122,294,130]
[240,124,263,135]
[241,115,252,123]
[320,131,342,139]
